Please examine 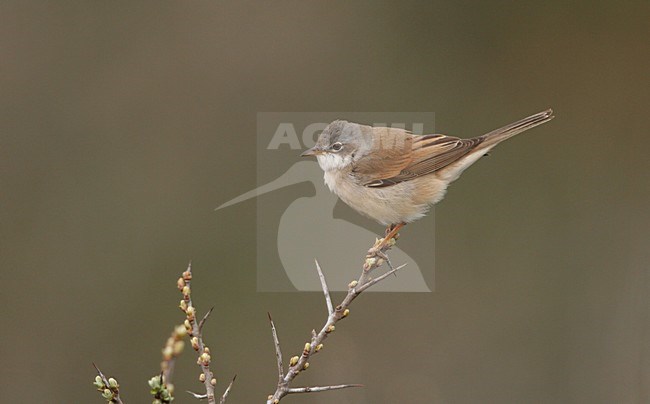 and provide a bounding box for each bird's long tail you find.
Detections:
[478,109,554,149]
